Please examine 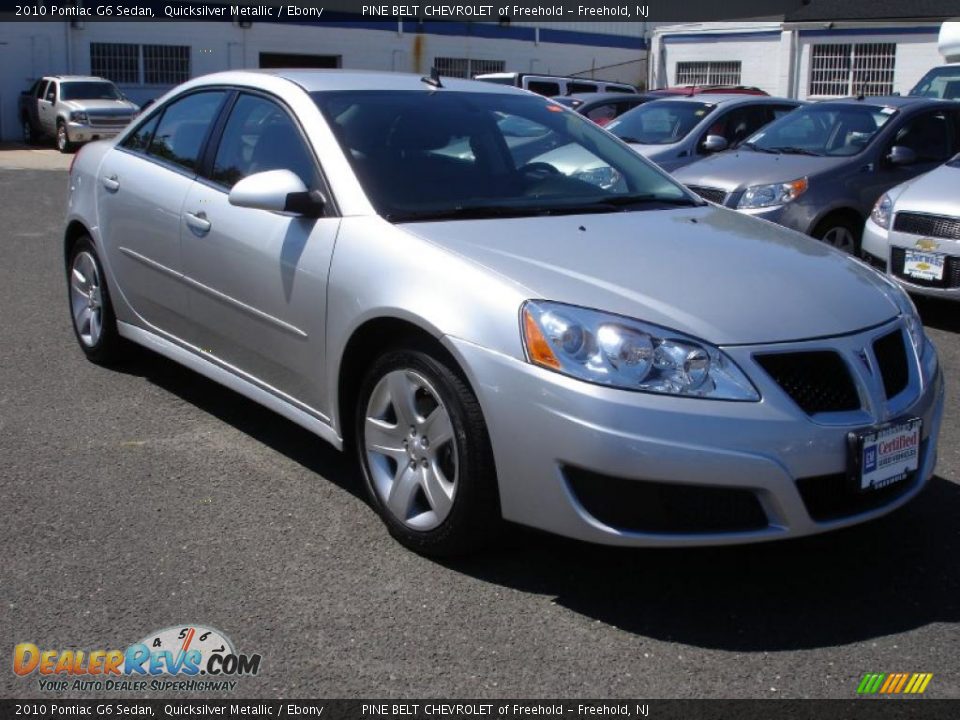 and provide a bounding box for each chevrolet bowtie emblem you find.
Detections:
[915,238,939,252]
